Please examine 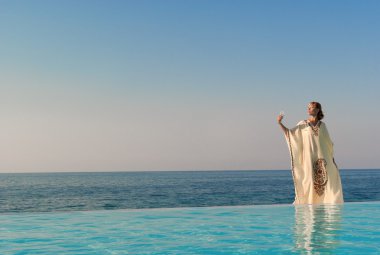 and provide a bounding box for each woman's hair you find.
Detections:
[309,101,324,120]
